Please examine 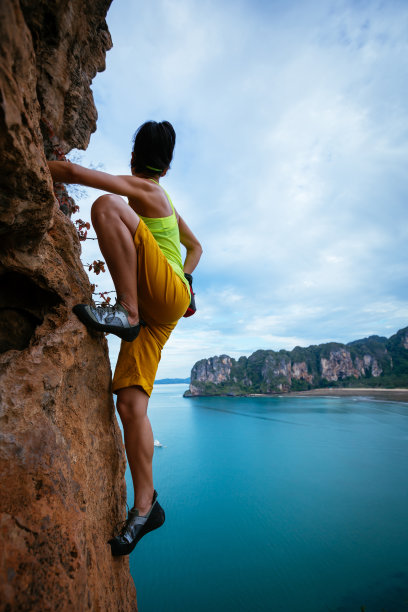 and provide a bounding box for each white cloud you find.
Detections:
[68,0,408,376]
